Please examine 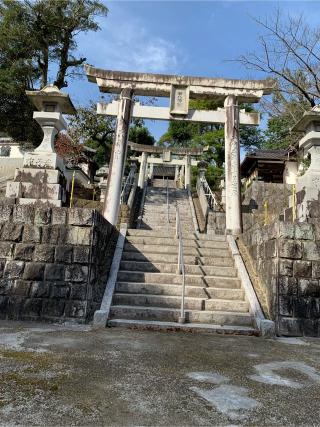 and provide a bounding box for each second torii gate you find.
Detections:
[85,65,274,234]
[128,141,207,188]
